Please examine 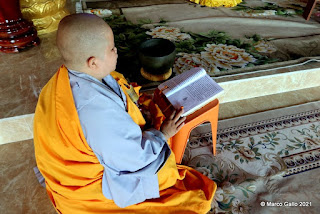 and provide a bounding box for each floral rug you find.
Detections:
[234,0,320,17]
[182,100,320,213]
[95,2,320,85]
